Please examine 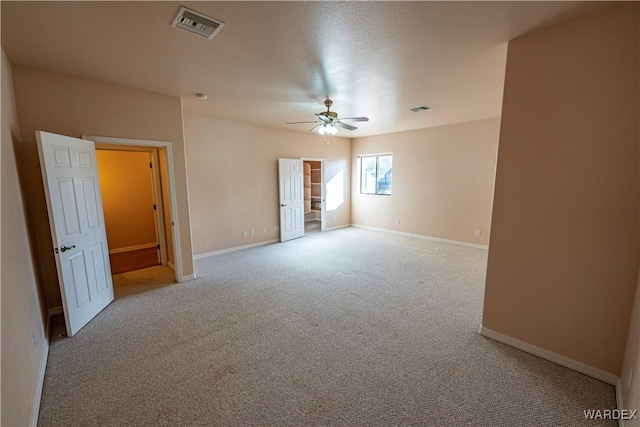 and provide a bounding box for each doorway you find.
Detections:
[95,147,167,274]
[302,158,325,235]
[39,132,183,336]
[84,135,183,283]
